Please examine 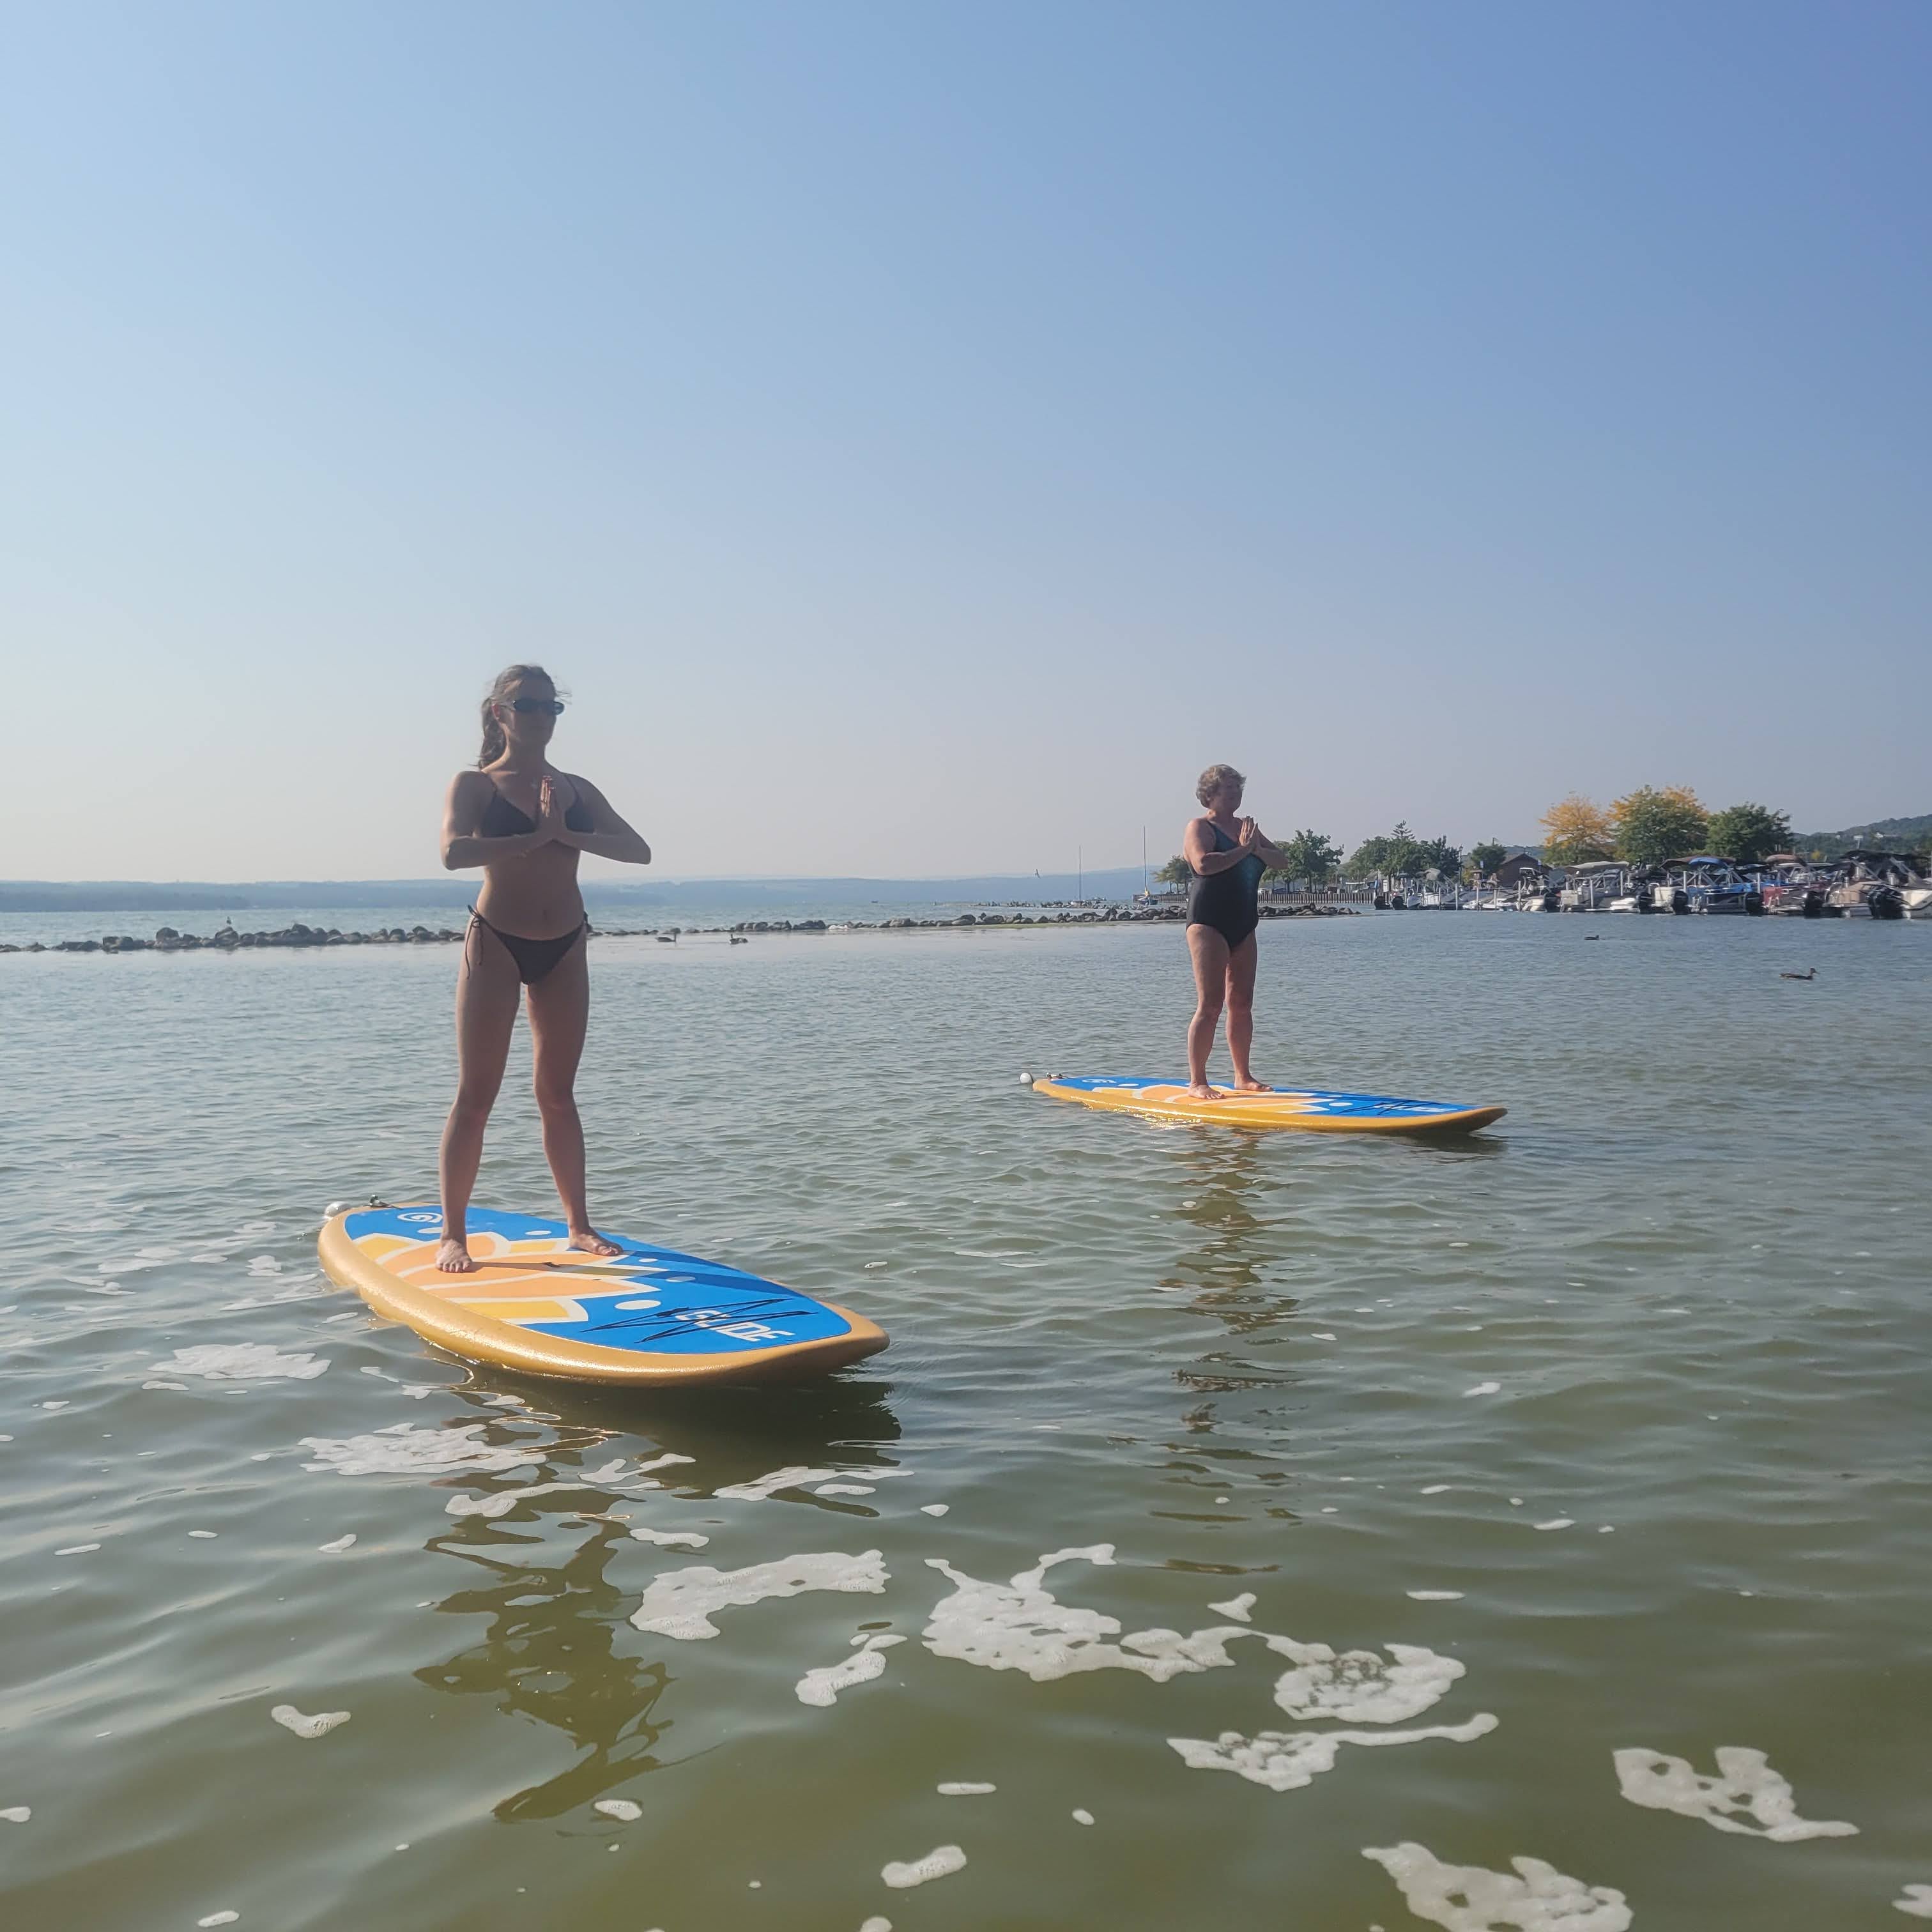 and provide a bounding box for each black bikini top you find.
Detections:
[480,777,594,838]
